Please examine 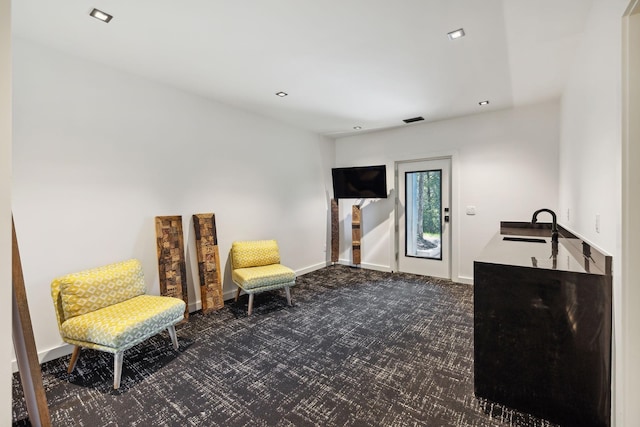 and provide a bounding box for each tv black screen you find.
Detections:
[332,165,387,199]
